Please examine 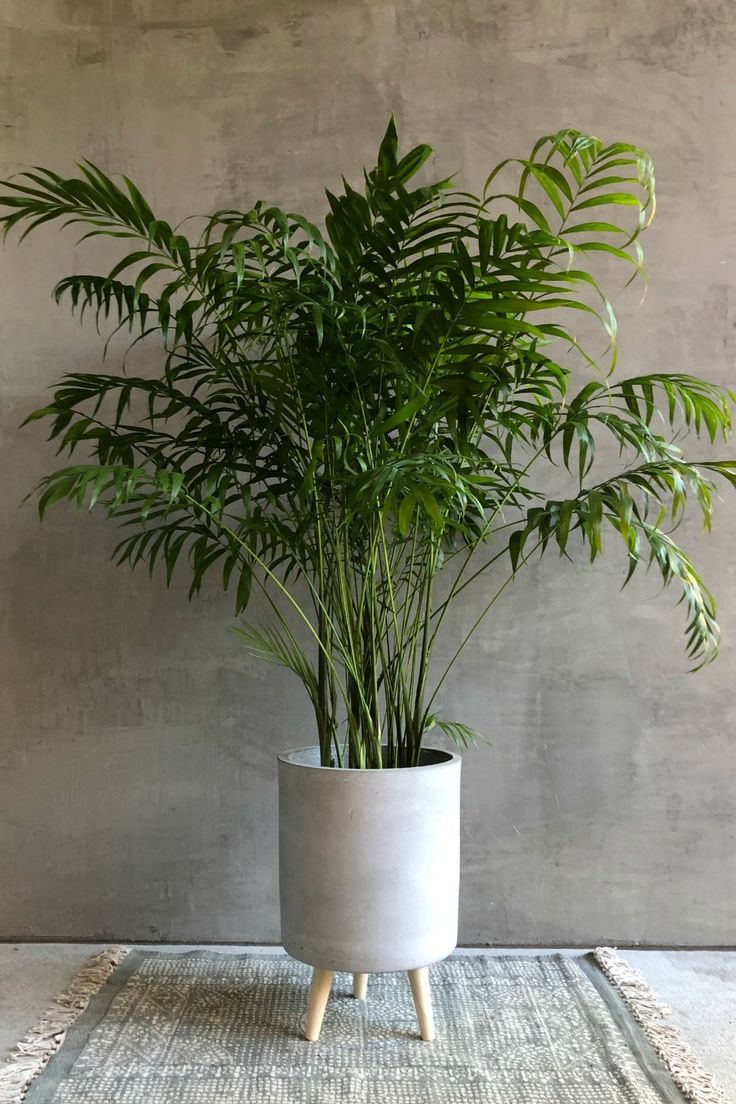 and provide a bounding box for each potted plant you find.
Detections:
[3,121,734,1042]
